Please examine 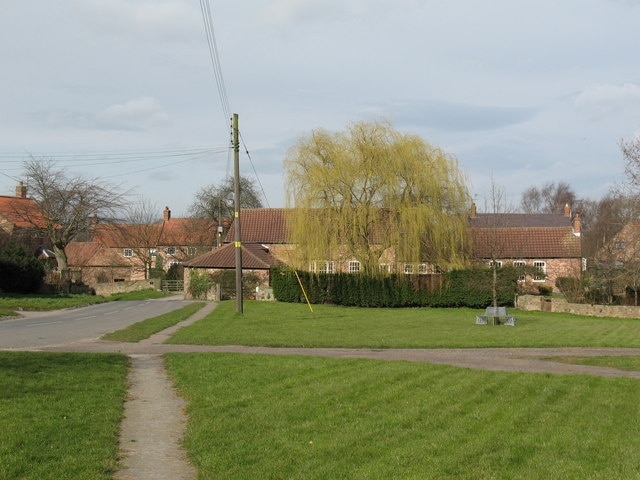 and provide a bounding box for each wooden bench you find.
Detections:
[475,306,516,326]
